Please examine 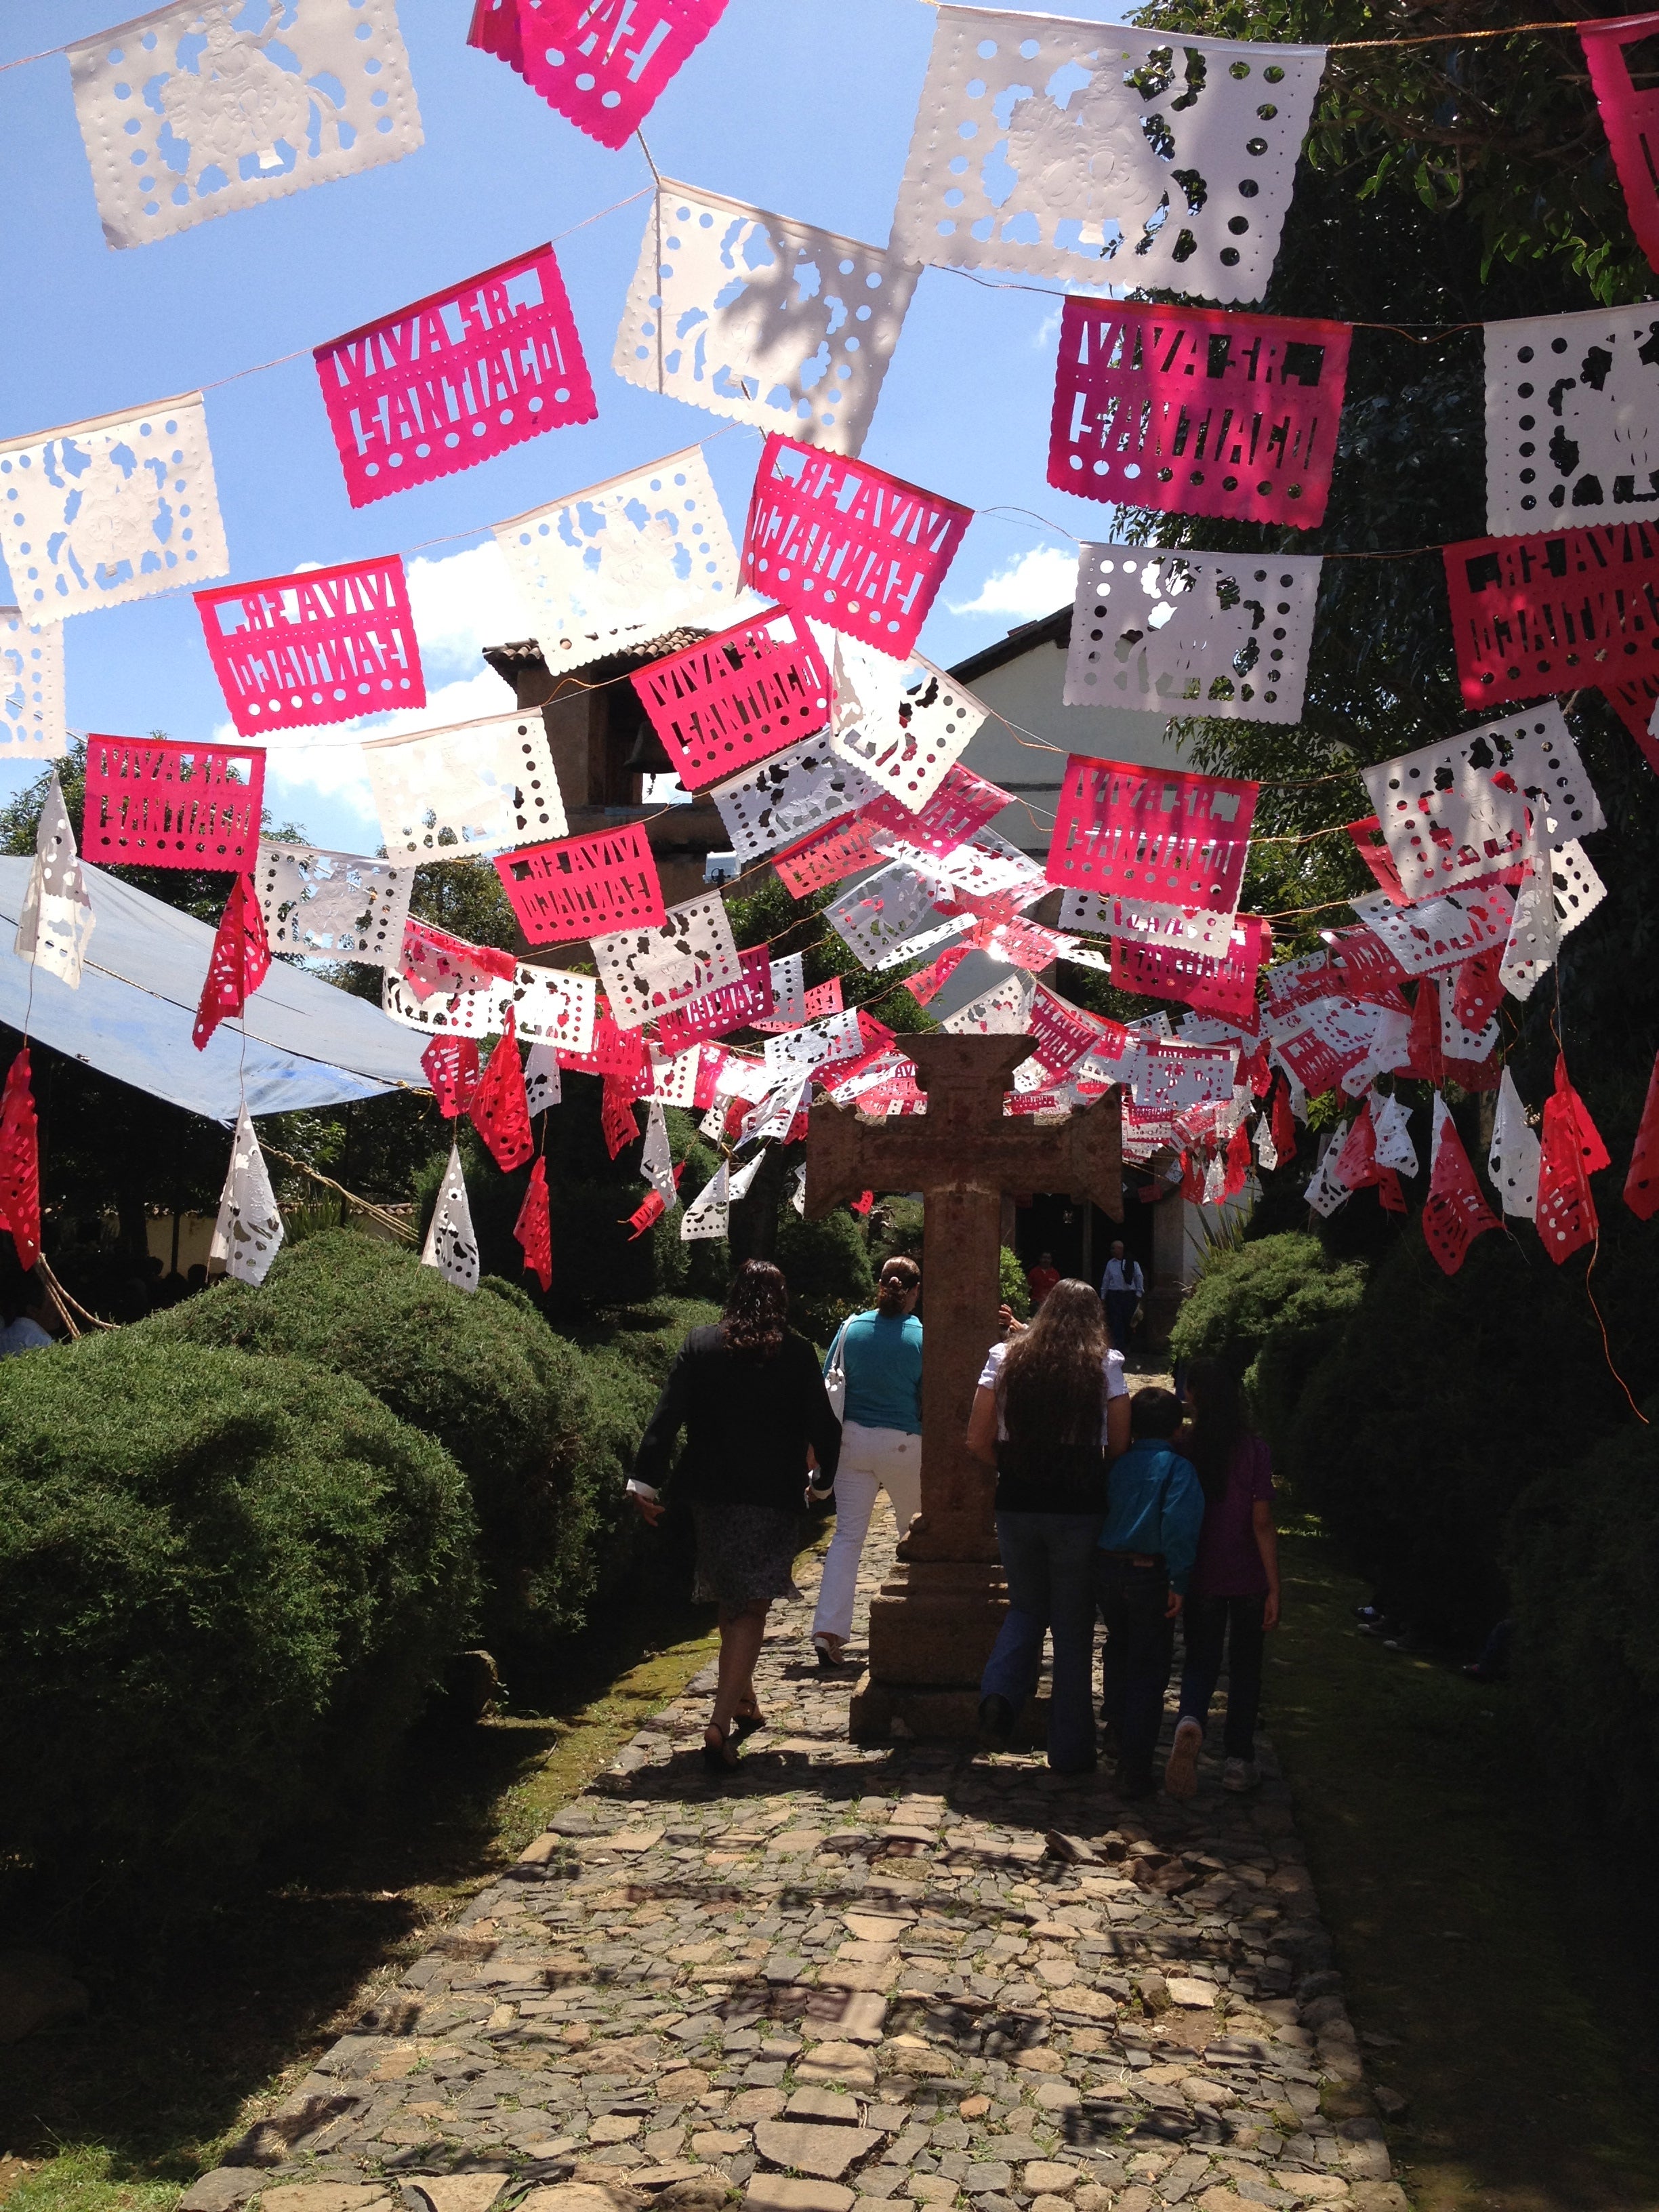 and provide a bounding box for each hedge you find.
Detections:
[0,1331,474,1881]
[146,1230,608,1650]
